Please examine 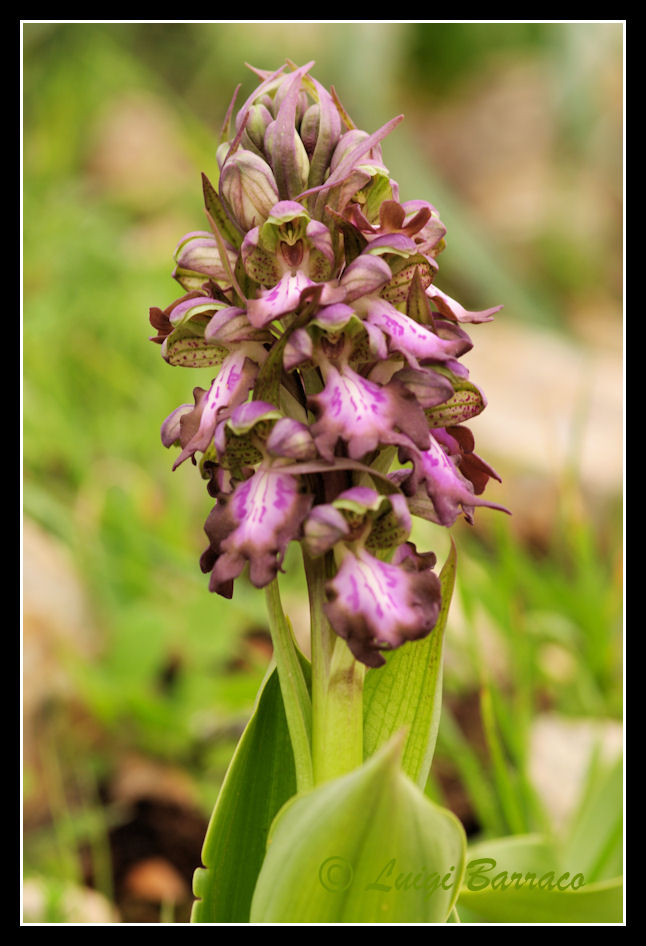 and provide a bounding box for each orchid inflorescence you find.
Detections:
[150,61,508,669]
